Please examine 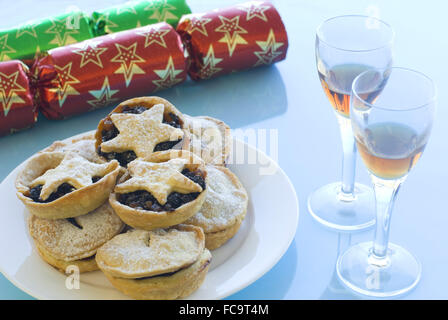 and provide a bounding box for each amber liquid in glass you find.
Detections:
[356,123,425,180]
[318,64,373,117]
